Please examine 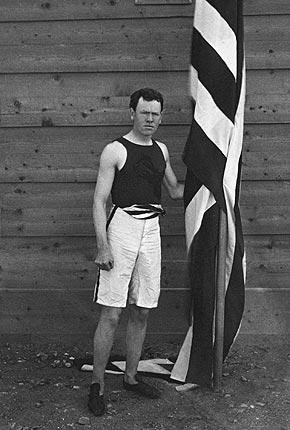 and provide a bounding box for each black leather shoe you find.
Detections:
[88,383,106,416]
